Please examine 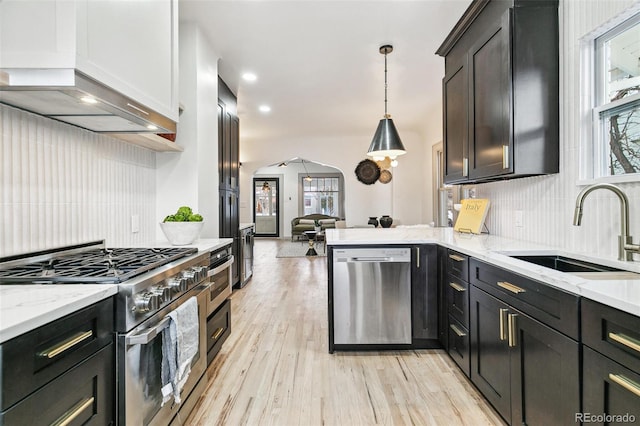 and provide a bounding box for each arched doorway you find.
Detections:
[253,158,344,238]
